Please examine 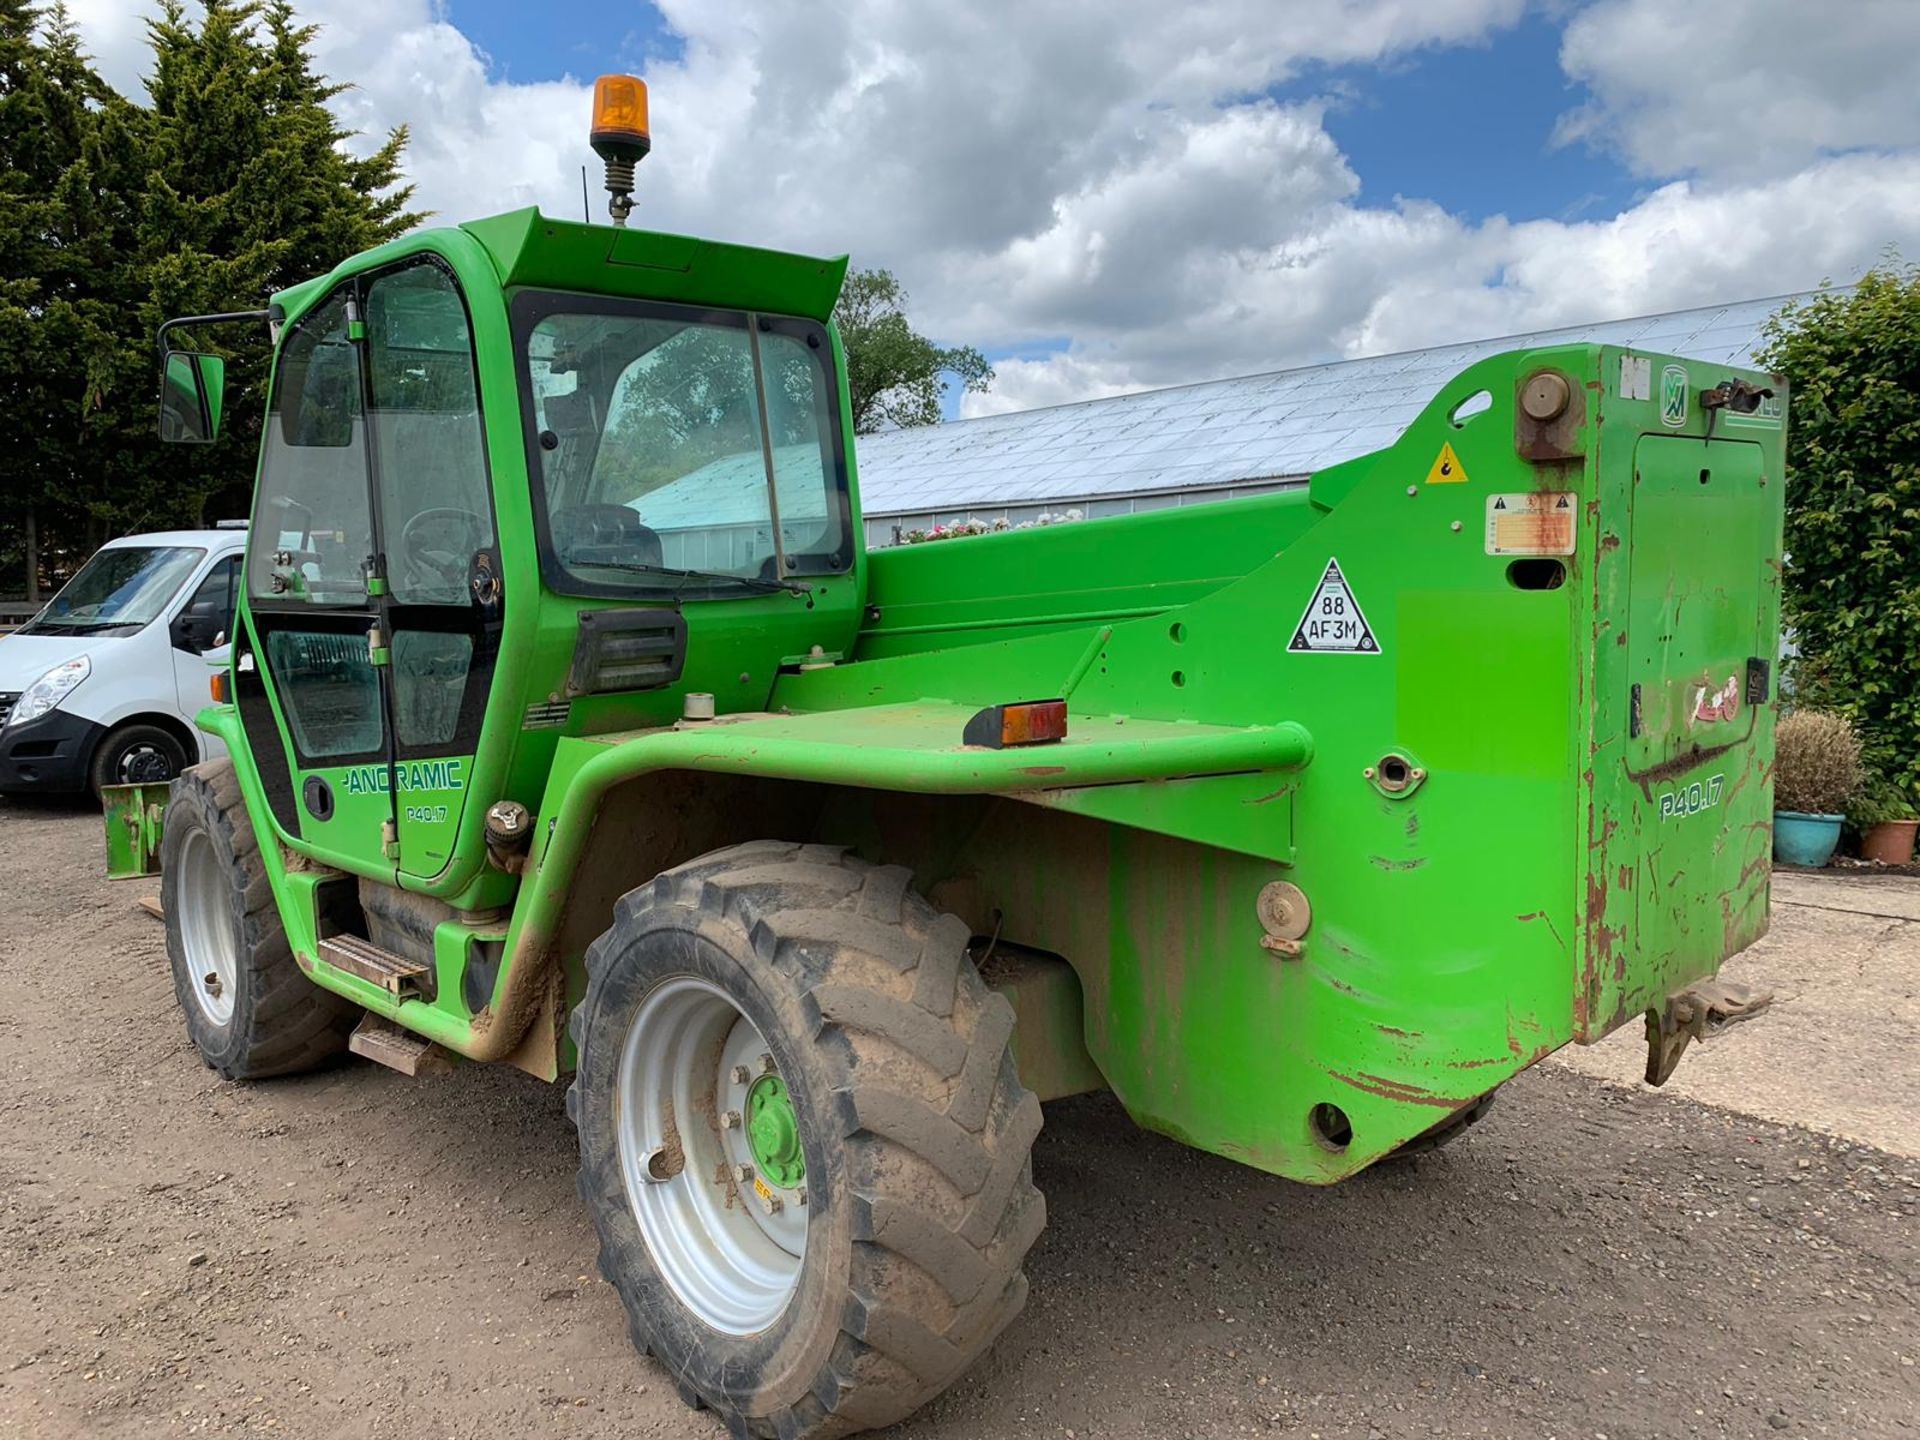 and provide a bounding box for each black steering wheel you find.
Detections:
[398,507,486,594]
